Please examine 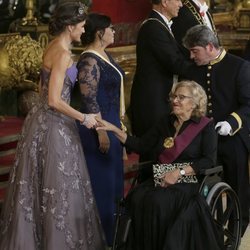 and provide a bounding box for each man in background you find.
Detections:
[130,0,194,179]
[130,0,193,137]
